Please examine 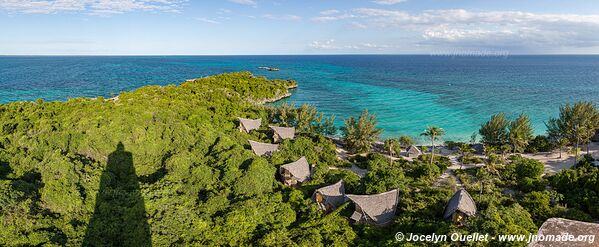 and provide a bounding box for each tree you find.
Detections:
[295,104,317,133]
[383,139,400,158]
[508,114,534,153]
[458,143,474,169]
[275,102,295,127]
[479,113,510,147]
[555,138,569,159]
[315,113,336,136]
[341,109,382,153]
[546,102,599,163]
[399,135,415,148]
[499,144,511,161]
[420,126,445,165]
